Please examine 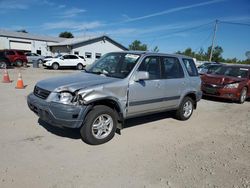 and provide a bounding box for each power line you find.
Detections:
[219,20,250,27]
